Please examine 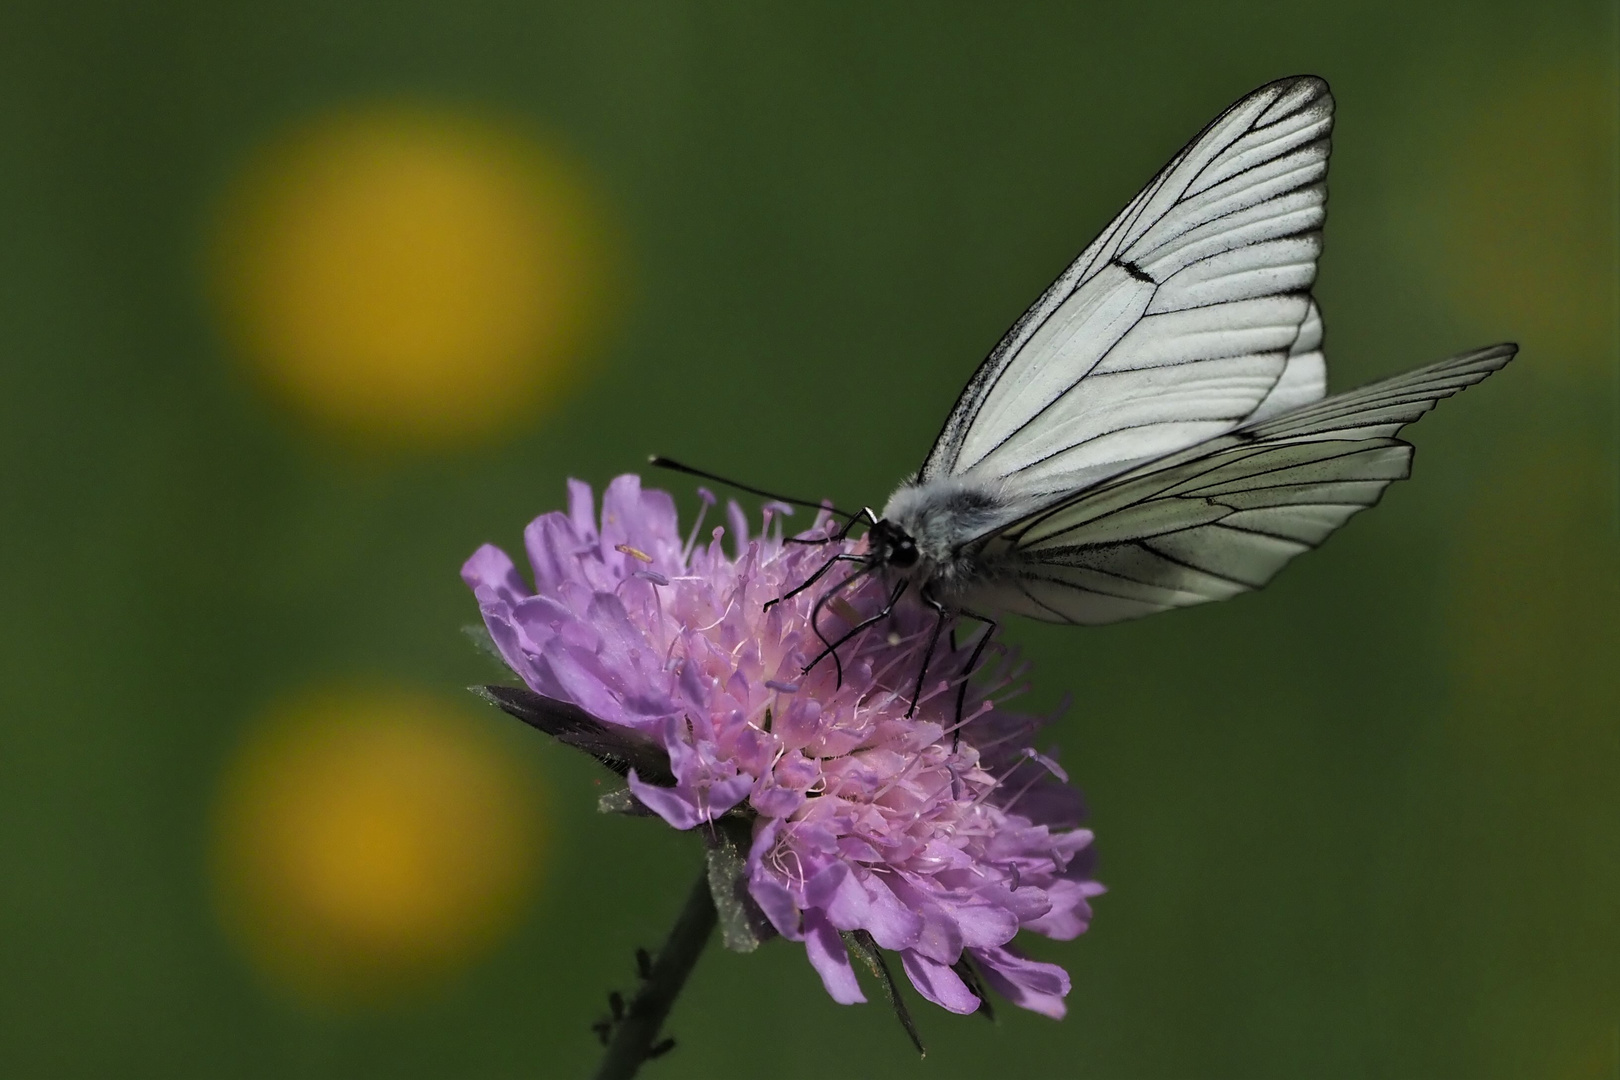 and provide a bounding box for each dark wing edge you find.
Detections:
[917,74,1332,485]
[964,343,1518,625]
